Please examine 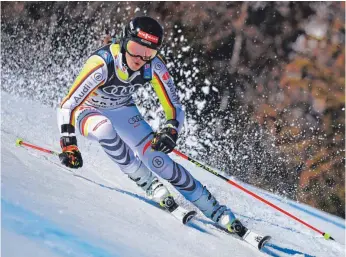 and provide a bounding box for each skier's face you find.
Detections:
[125,40,157,71]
